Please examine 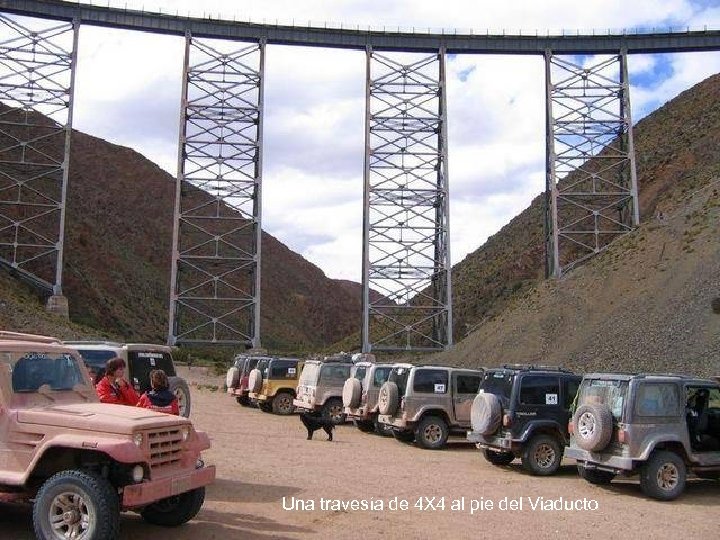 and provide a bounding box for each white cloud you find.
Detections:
[11,0,720,283]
